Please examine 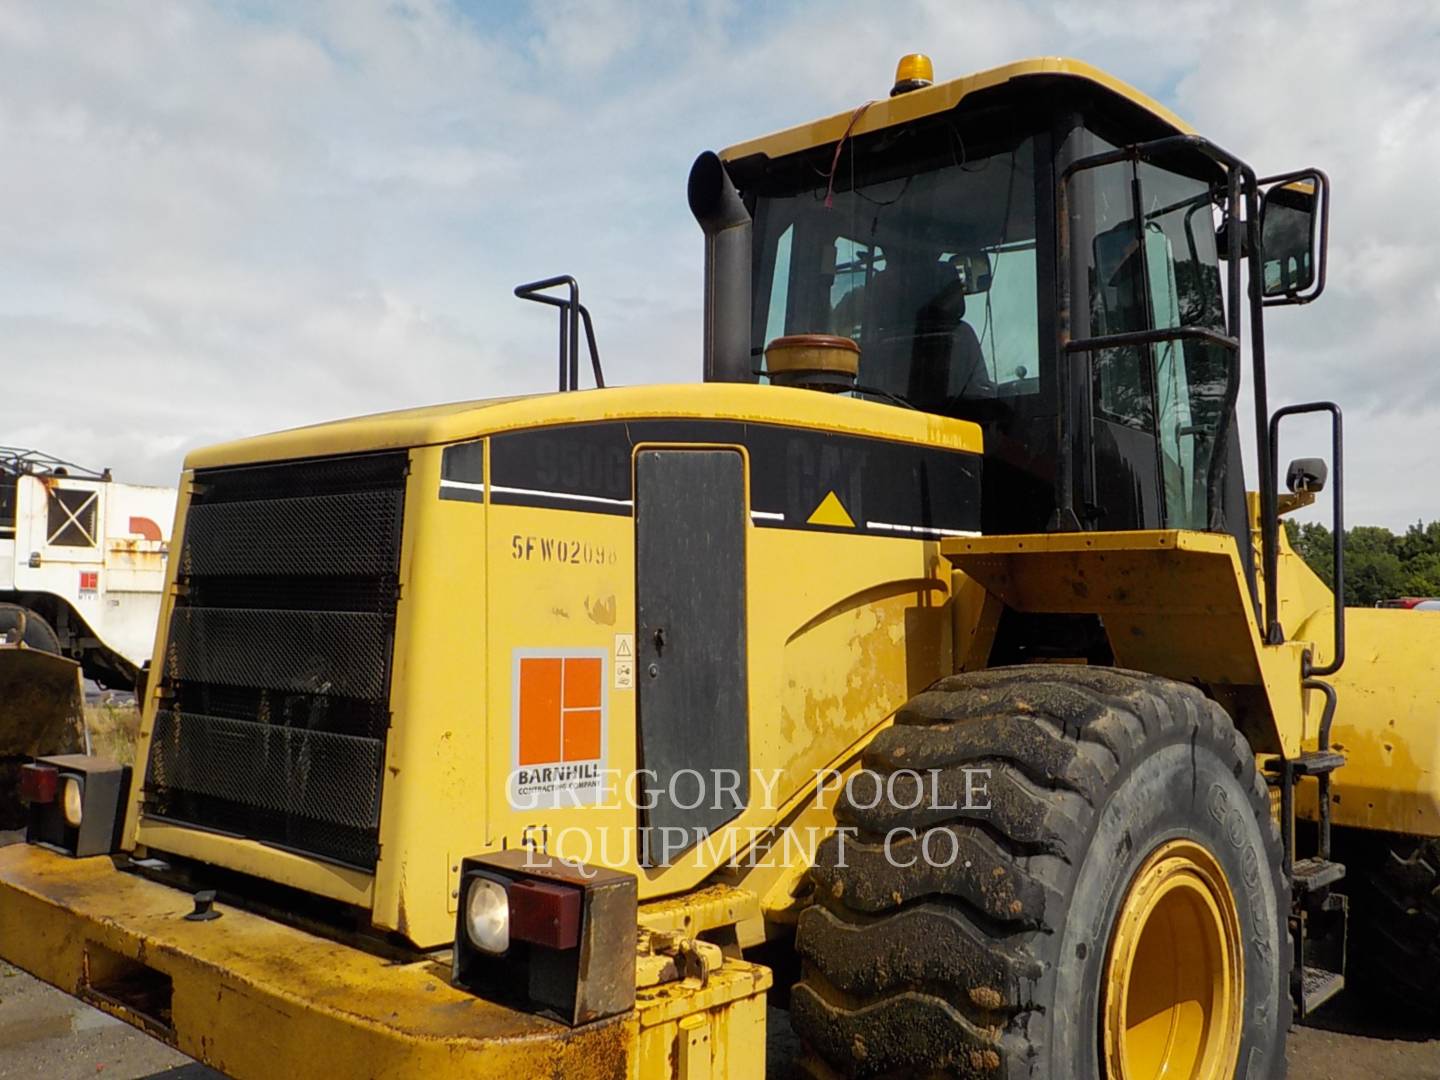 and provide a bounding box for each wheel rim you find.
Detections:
[1102,839,1243,1080]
